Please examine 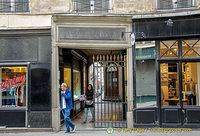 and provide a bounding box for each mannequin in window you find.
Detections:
[187,78,195,105]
